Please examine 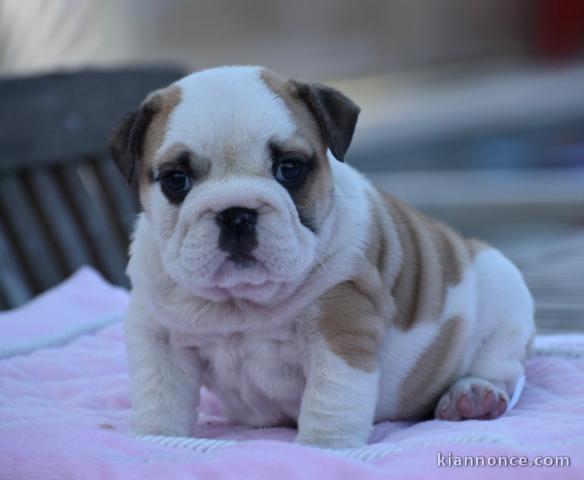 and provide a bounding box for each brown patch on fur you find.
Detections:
[152,142,211,182]
[386,196,425,330]
[318,281,385,372]
[395,315,462,419]
[381,192,469,330]
[261,69,333,230]
[262,71,322,148]
[141,85,182,183]
[365,191,389,268]
[124,85,182,208]
[430,221,464,285]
